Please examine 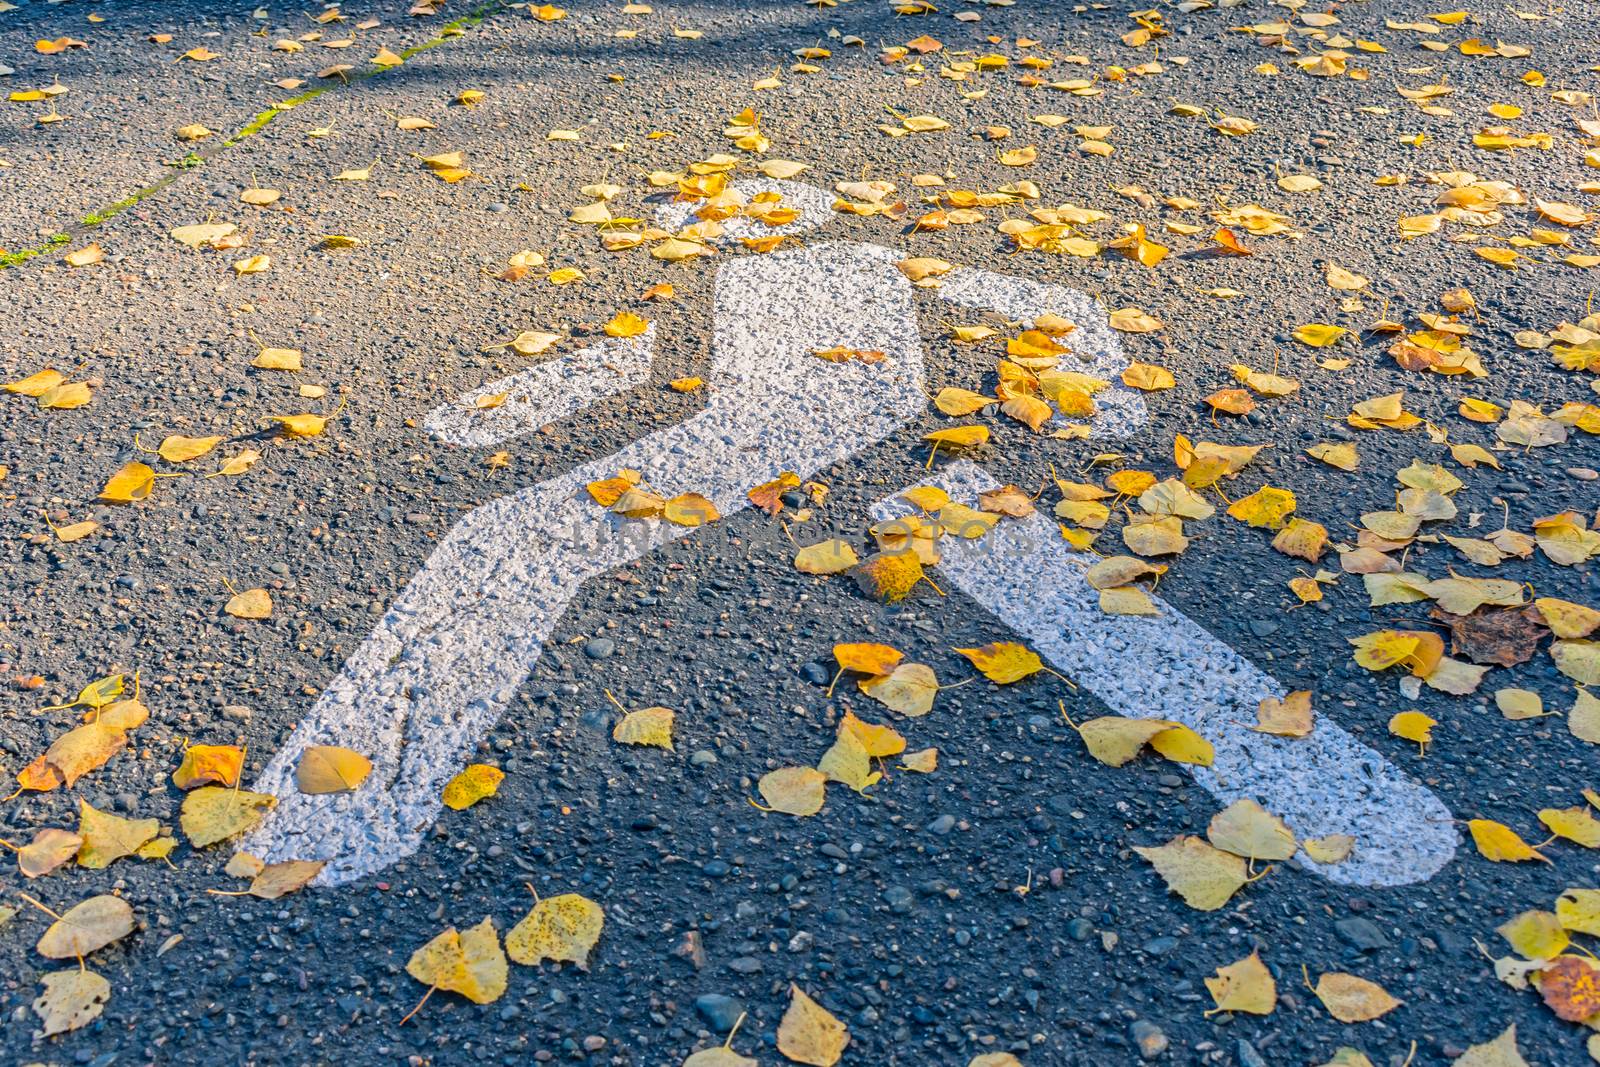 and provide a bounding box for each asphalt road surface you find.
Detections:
[1,0,1598,1065]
